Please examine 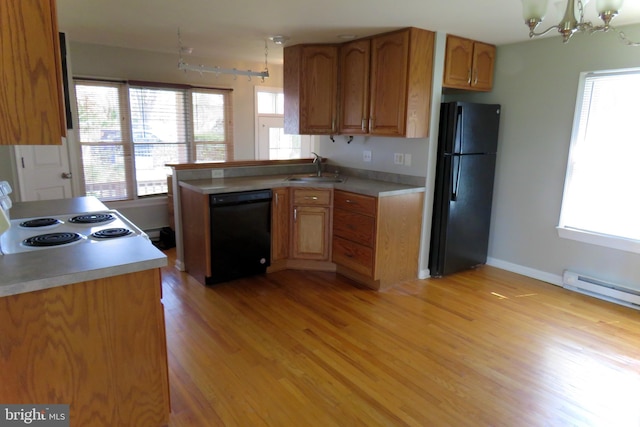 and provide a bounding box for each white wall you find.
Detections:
[466,25,640,290]
[69,41,284,161]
